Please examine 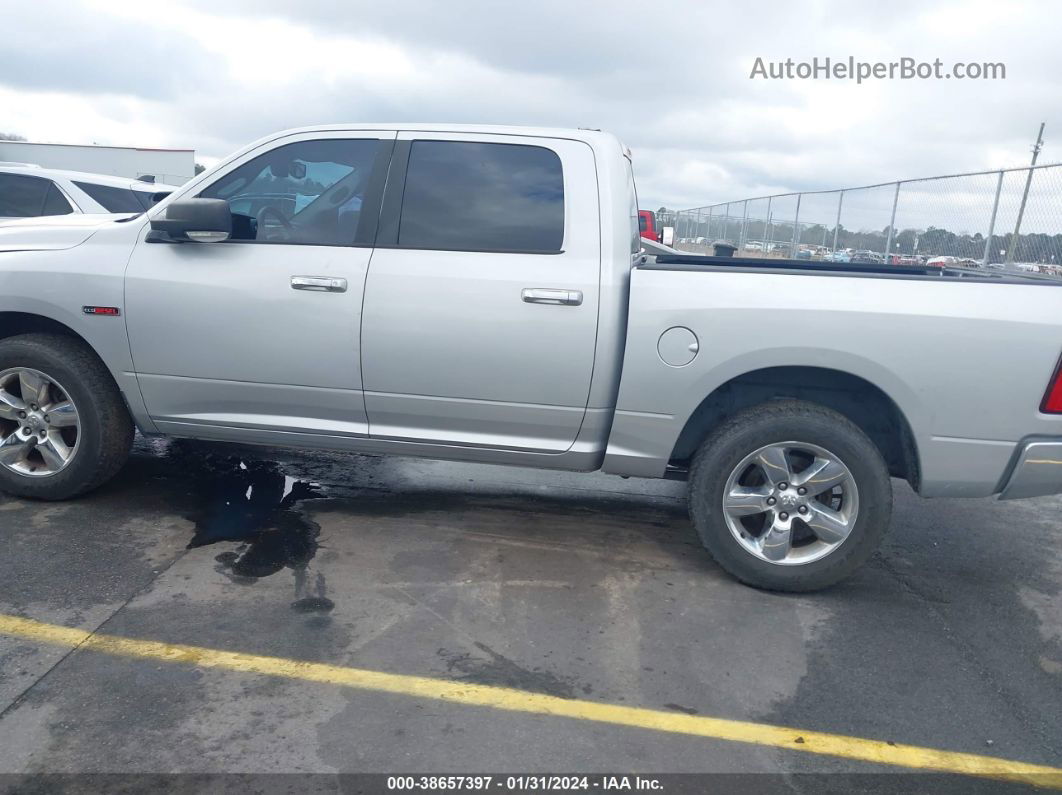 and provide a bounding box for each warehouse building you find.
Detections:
[0,140,195,185]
